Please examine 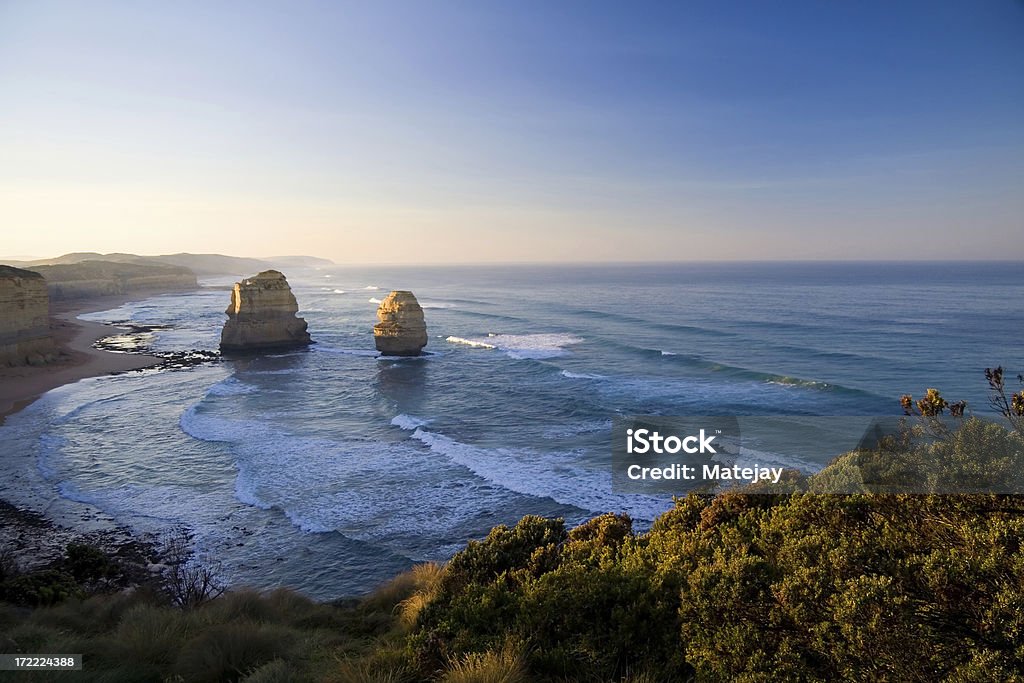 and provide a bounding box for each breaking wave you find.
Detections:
[445,333,583,359]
